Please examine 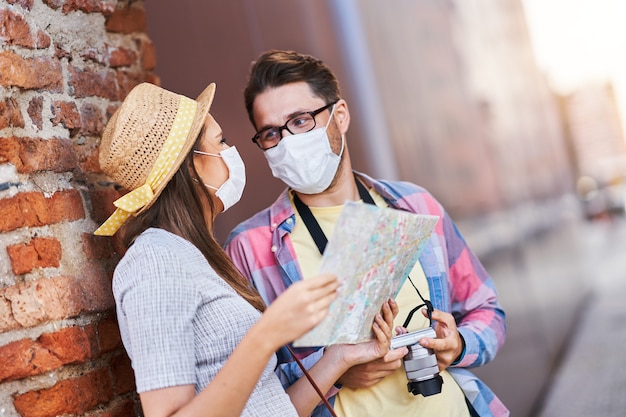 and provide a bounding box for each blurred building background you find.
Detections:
[145,1,626,416]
